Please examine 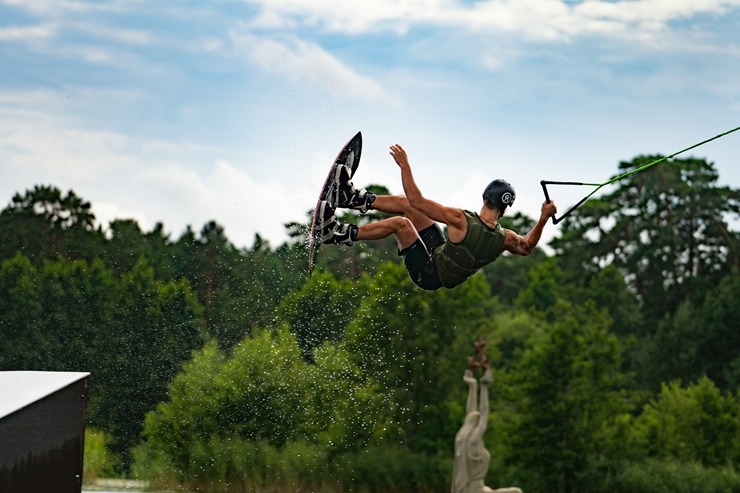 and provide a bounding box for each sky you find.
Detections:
[1,0,739,250]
